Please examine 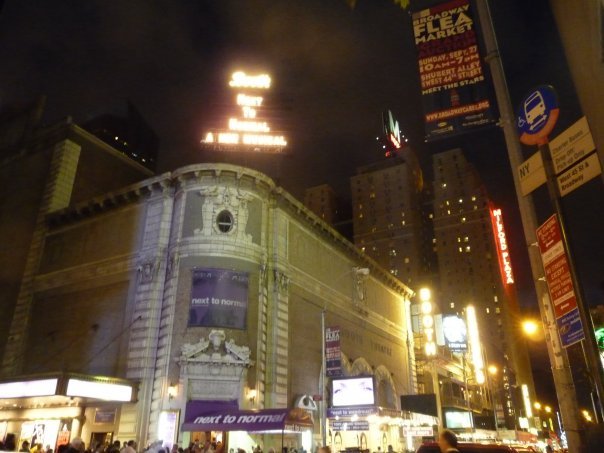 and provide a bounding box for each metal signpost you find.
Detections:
[516,86,604,425]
